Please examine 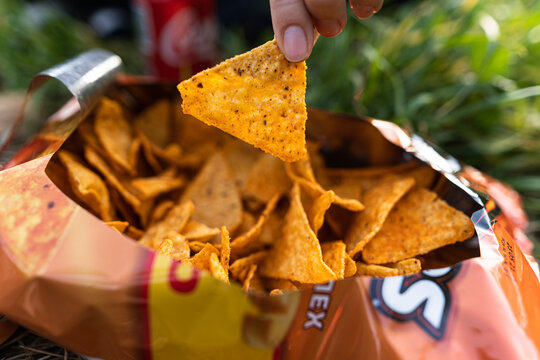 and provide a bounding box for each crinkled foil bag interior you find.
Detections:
[0,50,539,359]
